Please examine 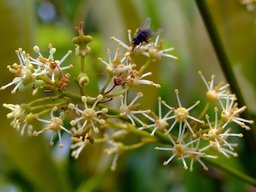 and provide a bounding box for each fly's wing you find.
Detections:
[153,28,163,37]
[140,17,151,30]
